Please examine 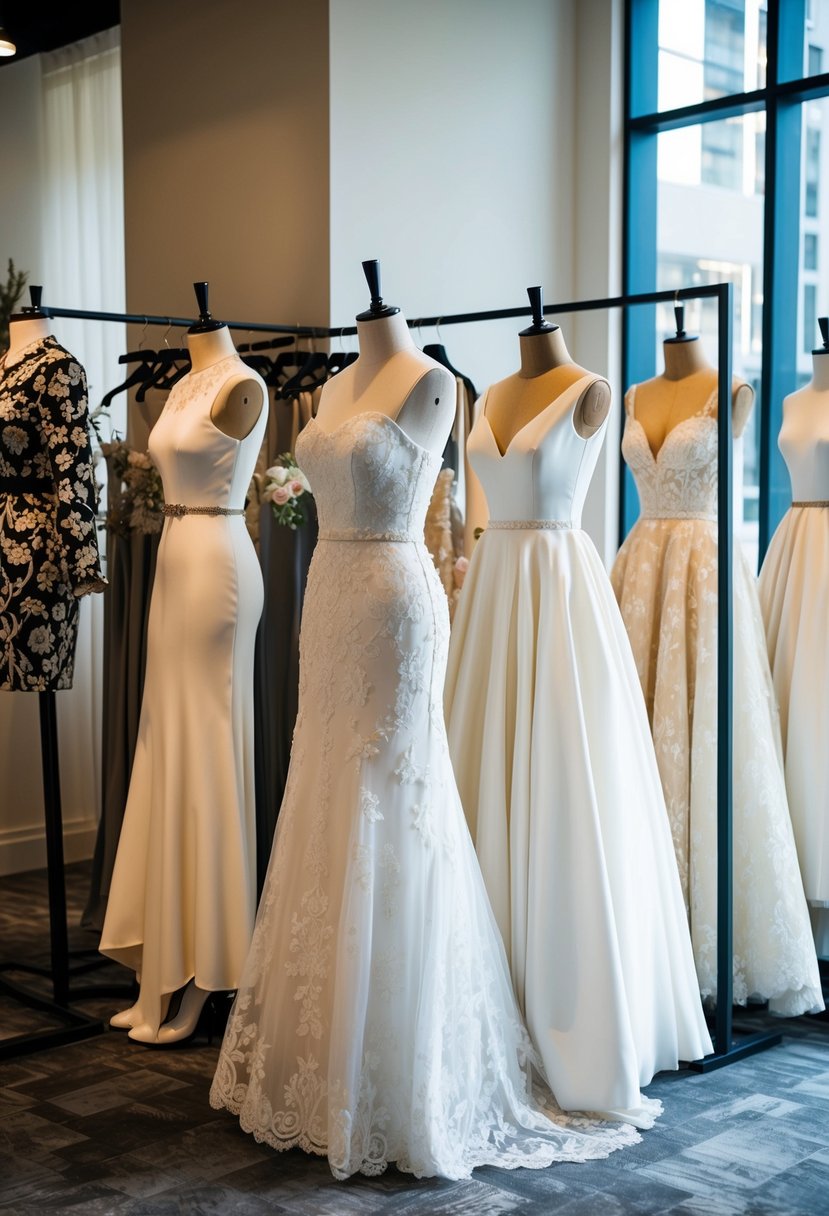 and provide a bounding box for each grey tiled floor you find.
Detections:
[1,863,828,1215]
